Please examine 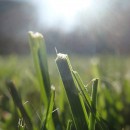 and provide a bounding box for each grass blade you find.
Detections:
[28,31,49,107]
[6,81,33,130]
[28,31,61,130]
[66,120,72,130]
[55,53,88,130]
[72,71,92,111]
[41,86,55,130]
[89,79,98,130]
[72,69,109,130]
